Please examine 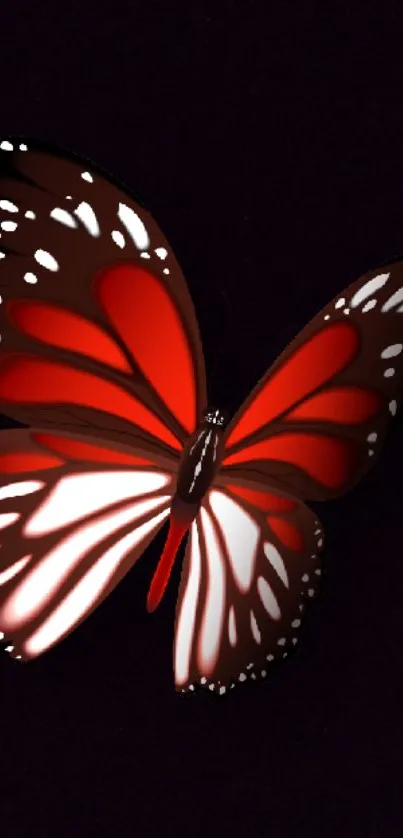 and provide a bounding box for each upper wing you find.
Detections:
[222,263,403,500]
[0,138,206,455]
[0,428,174,660]
[173,475,323,695]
